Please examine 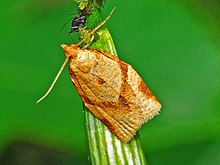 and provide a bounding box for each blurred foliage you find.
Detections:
[0,0,220,164]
